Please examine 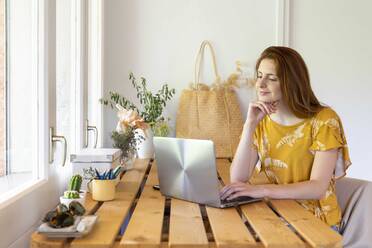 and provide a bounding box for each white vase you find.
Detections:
[135,128,154,159]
